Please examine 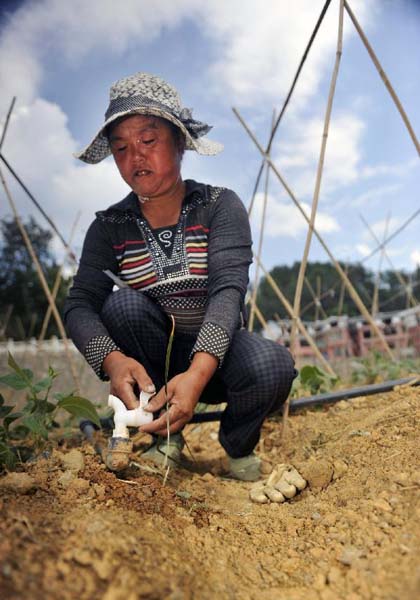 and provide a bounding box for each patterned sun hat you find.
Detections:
[75,72,223,163]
